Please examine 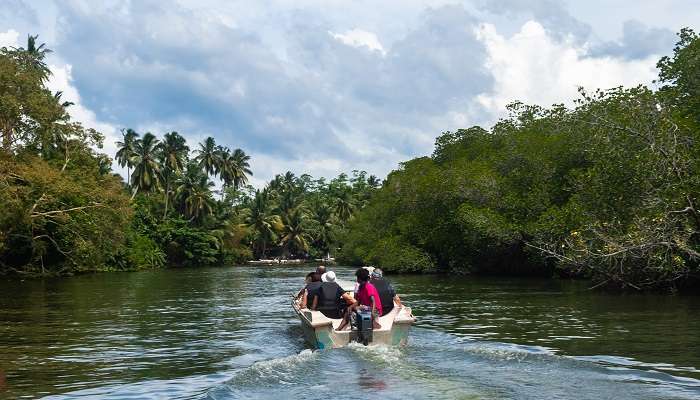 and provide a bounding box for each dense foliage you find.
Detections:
[339,29,700,290]
[0,35,379,276]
